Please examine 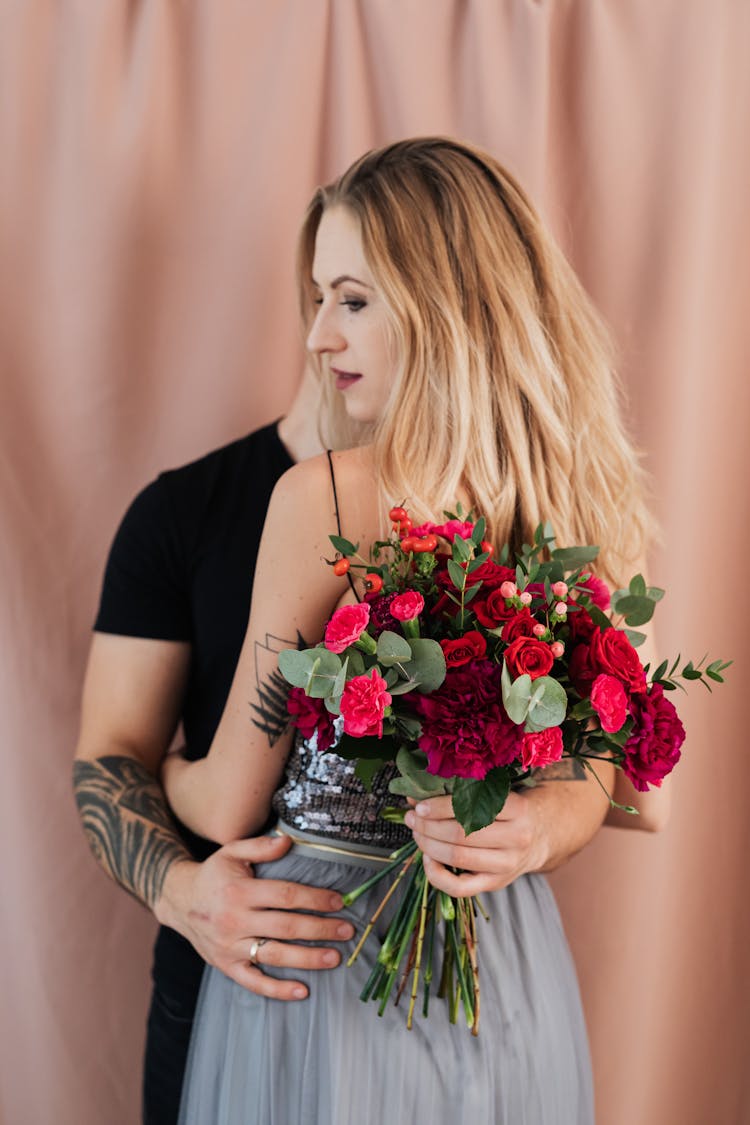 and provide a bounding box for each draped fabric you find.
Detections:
[0,3,747,1122]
